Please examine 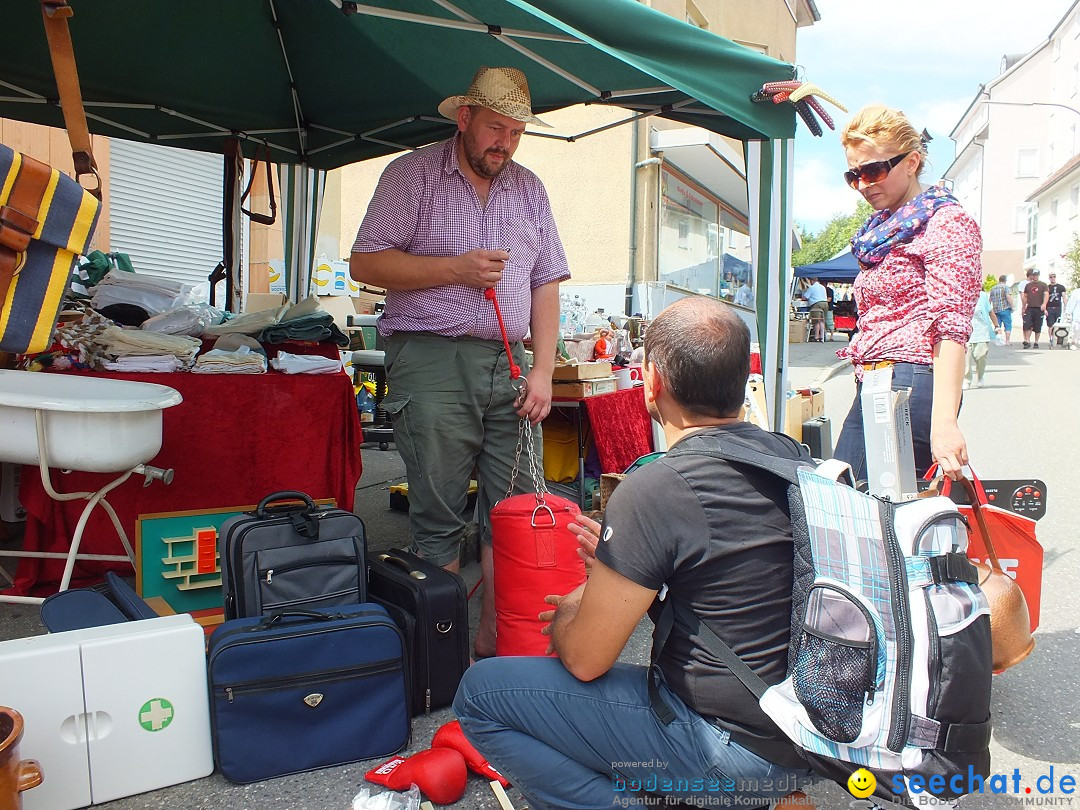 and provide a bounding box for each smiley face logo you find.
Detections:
[847,768,877,799]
